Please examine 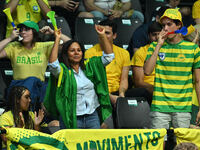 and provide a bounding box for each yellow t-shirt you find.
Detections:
[5,0,50,37]
[5,41,54,81]
[0,111,35,127]
[192,0,200,19]
[131,44,155,85]
[85,44,131,93]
